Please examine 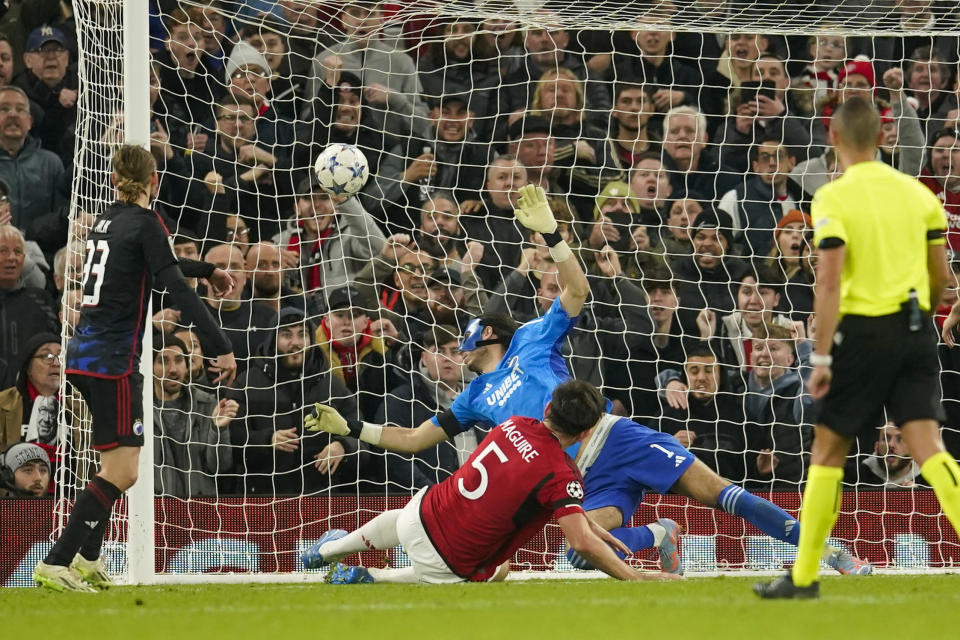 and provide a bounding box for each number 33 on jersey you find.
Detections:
[67,203,179,377]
